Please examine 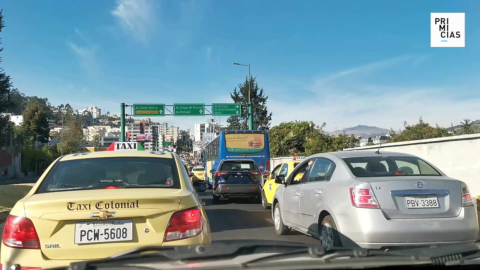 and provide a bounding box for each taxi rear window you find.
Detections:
[37,157,181,193]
